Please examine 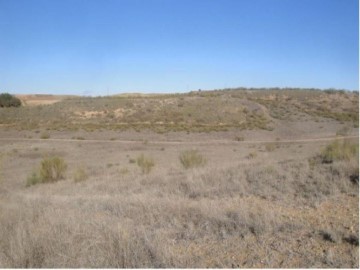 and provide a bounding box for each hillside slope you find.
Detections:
[1,88,358,133]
